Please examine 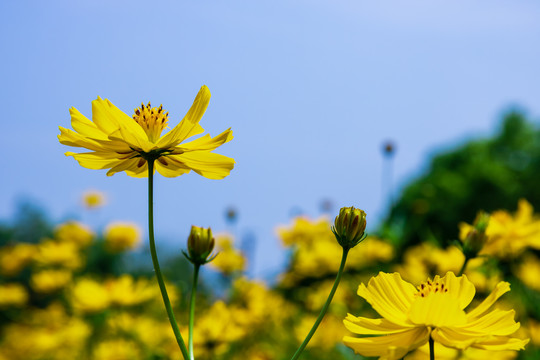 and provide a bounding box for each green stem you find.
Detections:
[188,264,200,360]
[147,159,189,360]
[458,257,469,276]
[290,247,349,360]
[429,335,435,360]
